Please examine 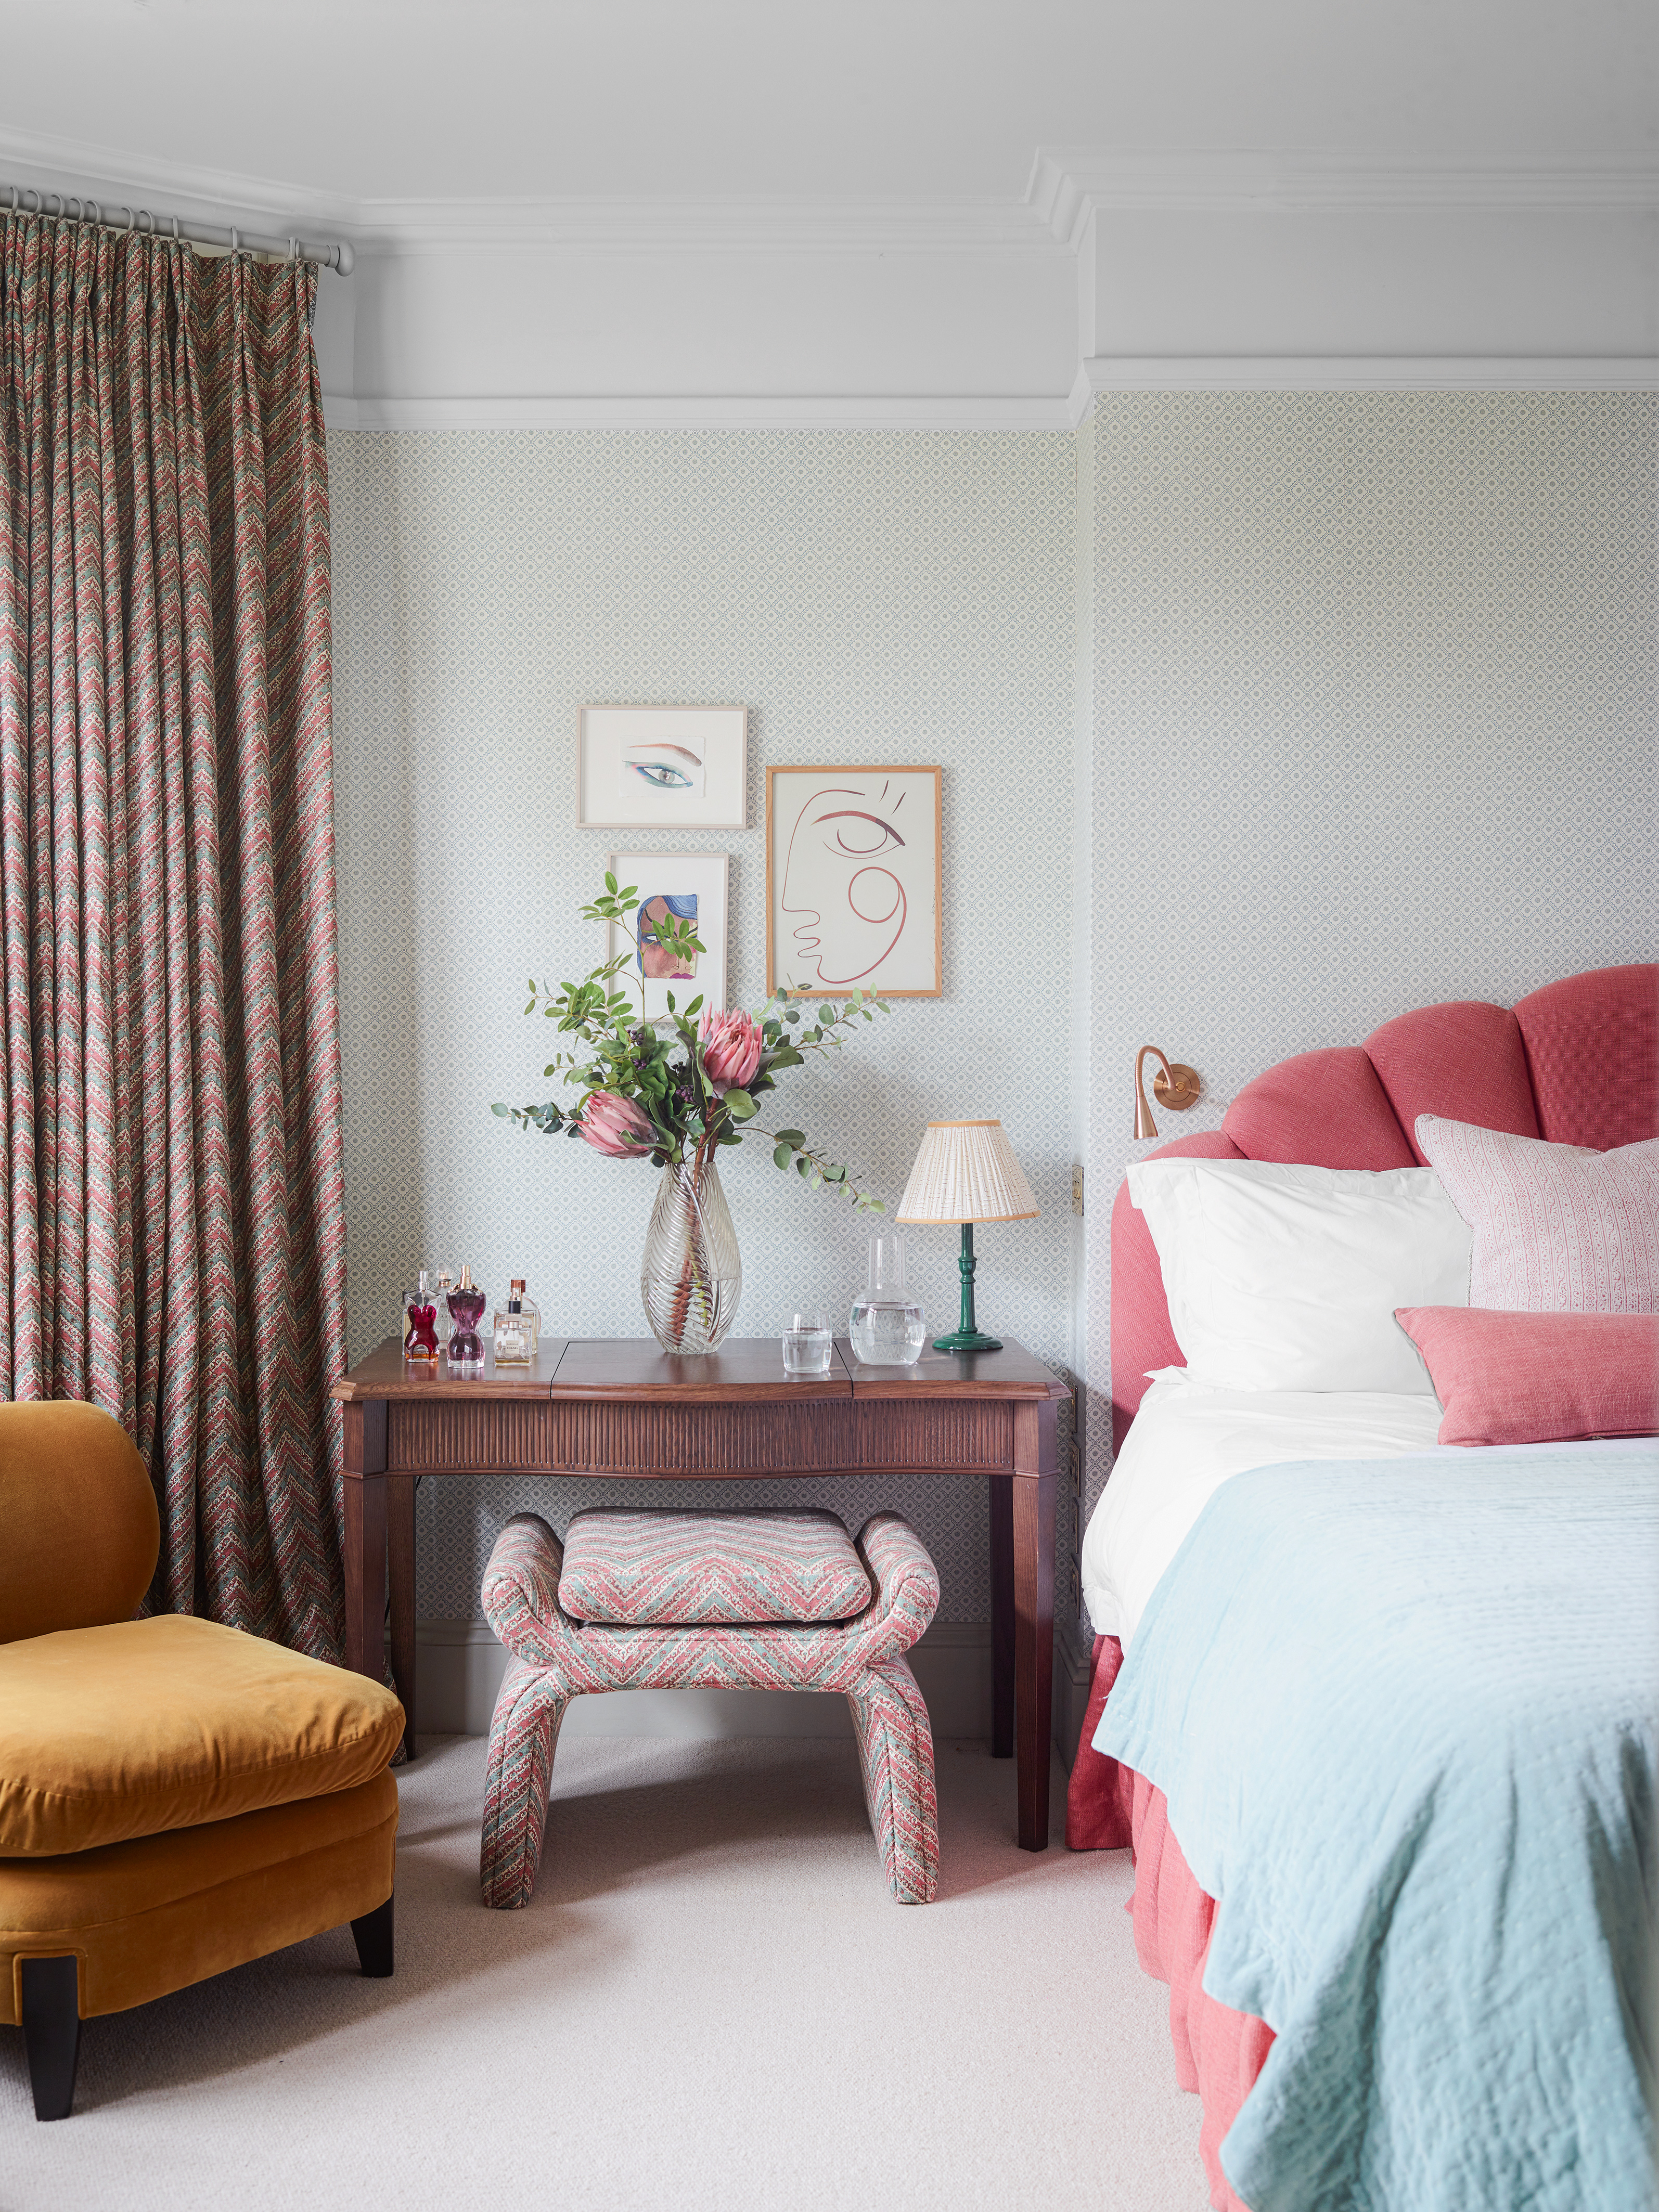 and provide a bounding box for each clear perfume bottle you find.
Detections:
[848,1227,927,1366]
[403,1269,440,1362]
[433,1270,455,1351]
[493,1278,541,1365]
[447,1264,487,1373]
